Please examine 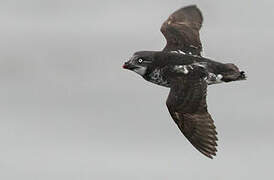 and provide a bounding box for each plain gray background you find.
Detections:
[0,0,273,179]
